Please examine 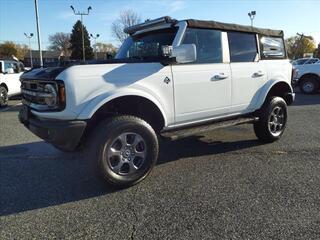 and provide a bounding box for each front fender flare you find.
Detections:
[77,89,168,126]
